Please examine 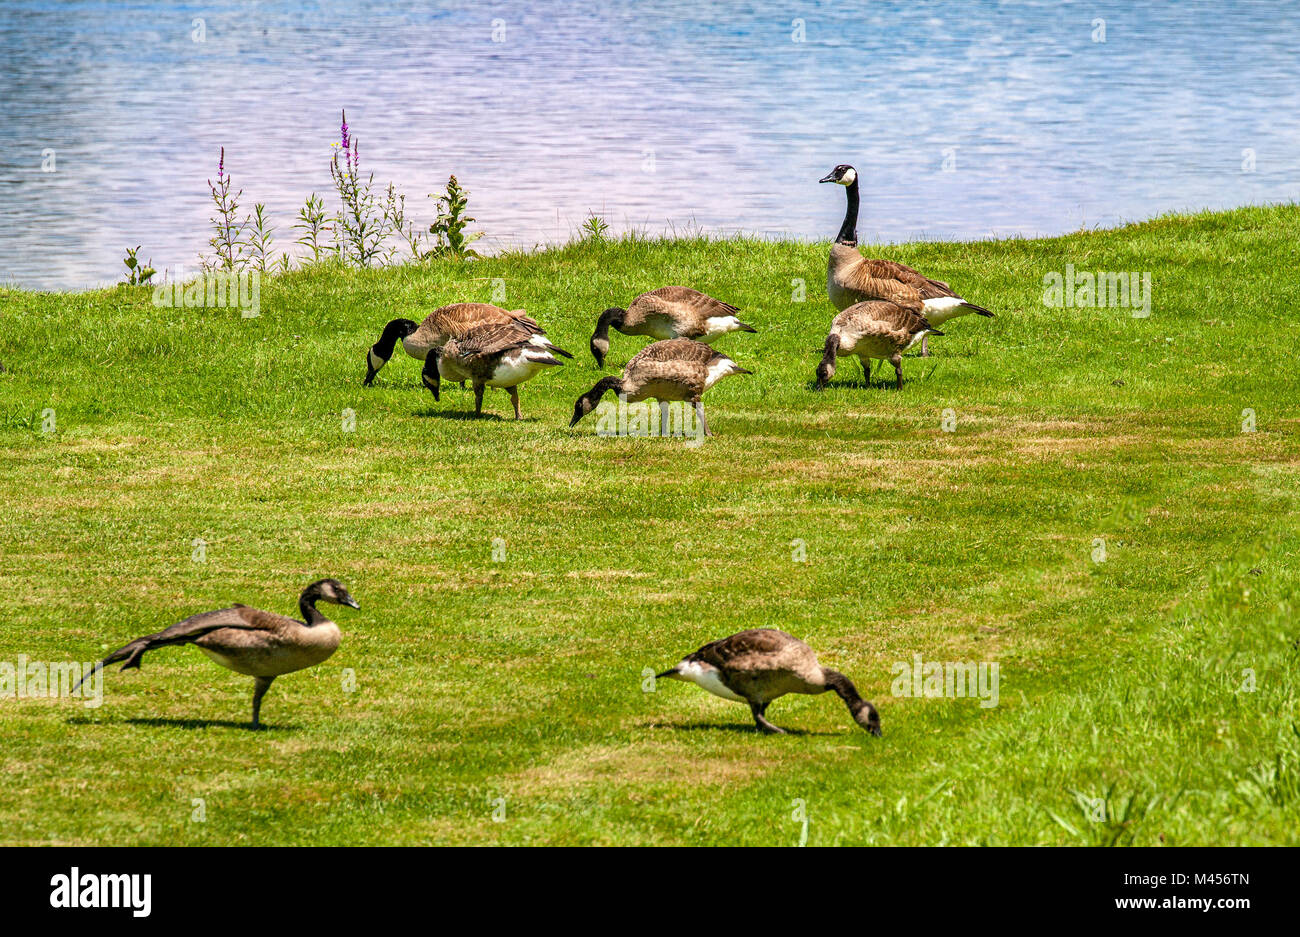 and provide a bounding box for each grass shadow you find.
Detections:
[66,715,299,732]
[655,721,841,738]
[413,409,506,422]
